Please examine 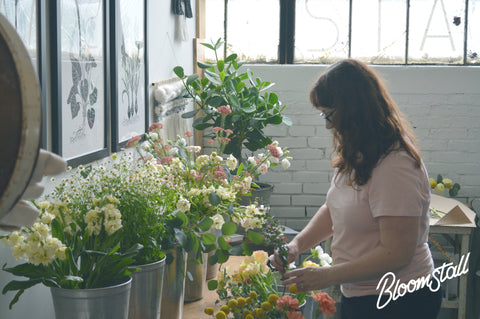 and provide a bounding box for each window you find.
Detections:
[204,0,480,65]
